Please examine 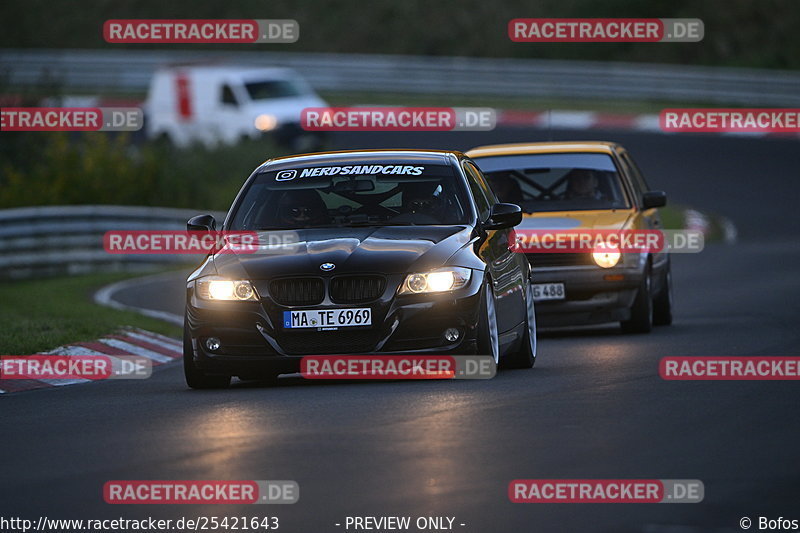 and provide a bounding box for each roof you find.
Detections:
[155,66,300,79]
[466,141,622,158]
[260,149,465,171]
